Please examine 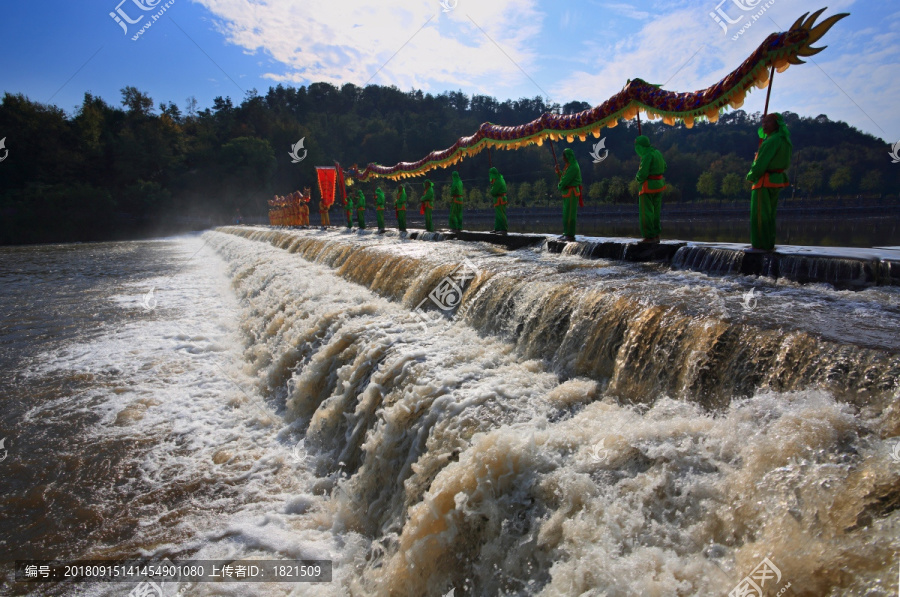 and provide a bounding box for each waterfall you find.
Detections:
[201,227,900,596]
